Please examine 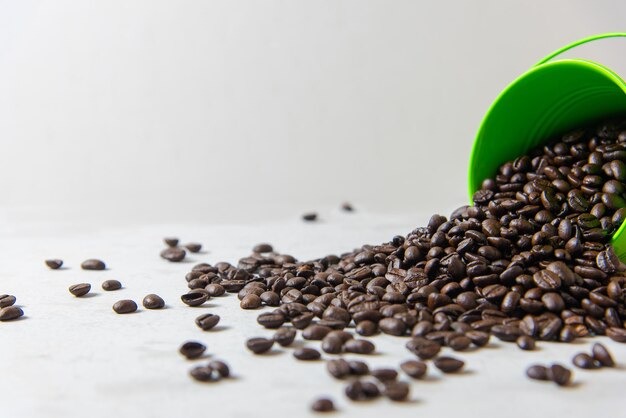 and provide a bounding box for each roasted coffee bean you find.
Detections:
[45,259,63,269]
[253,243,274,253]
[491,324,524,342]
[448,335,472,351]
[592,343,615,367]
[465,330,490,347]
[311,398,335,412]
[112,299,137,314]
[533,270,561,290]
[246,337,274,354]
[273,327,296,346]
[379,317,406,336]
[160,248,186,262]
[142,294,165,309]
[400,360,427,379]
[257,312,286,329]
[526,364,549,381]
[383,381,410,401]
[433,356,464,373]
[549,364,572,386]
[572,353,599,369]
[294,347,321,361]
[195,313,220,331]
[341,202,354,212]
[348,360,370,376]
[344,339,375,354]
[606,327,626,342]
[164,237,179,247]
[302,213,318,222]
[184,243,202,253]
[327,359,351,379]
[181,292,209,307]
[81,259,106,270]
[371,368,398,382]
[189,365,213,382]
[0,294,16,308]
[516,335,536,351]
[68,283,91,297]
[209,360,230,377]
[240,294,262,309]
[406,337,441,359]
[102,280,122,291]
[205,283,226,297]
[303,325,333,340]
[0,306,23,321]
[179,341,206,359]
[356,320,378,336]
[345,380,379,401]
[321,335,344,354]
